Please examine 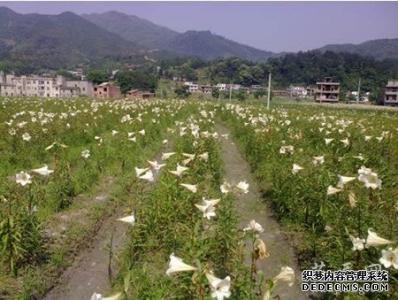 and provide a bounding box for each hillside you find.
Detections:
[0,7,145,71]
[166,30,273,61]
[83,11,274,61]
[317,38,398,60]
[83,11,179,49]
